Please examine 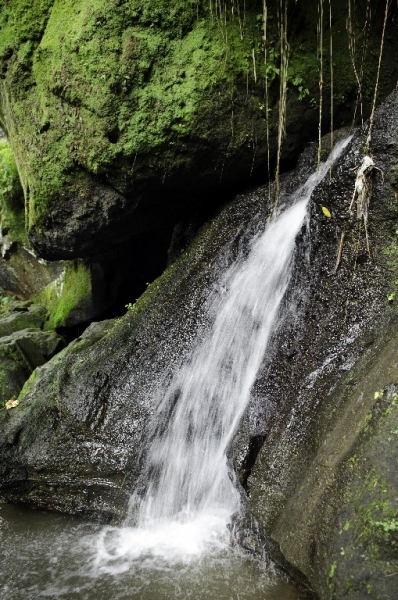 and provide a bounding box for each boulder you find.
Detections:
[0,327,65,402]
[0,301,47,337]
[244,91,398,598]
